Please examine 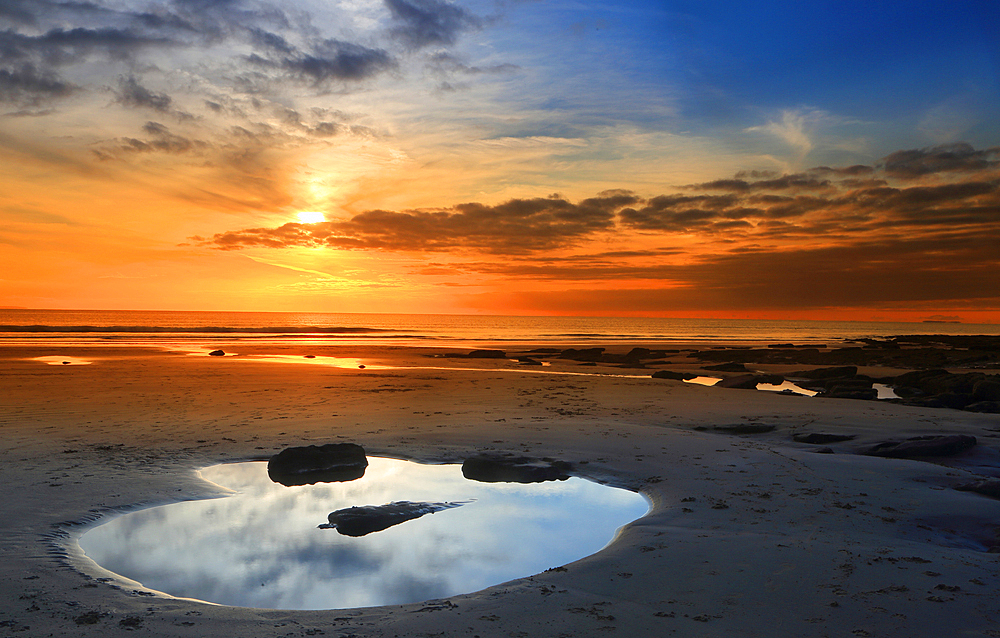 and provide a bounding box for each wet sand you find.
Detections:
[2,343,1000,637]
